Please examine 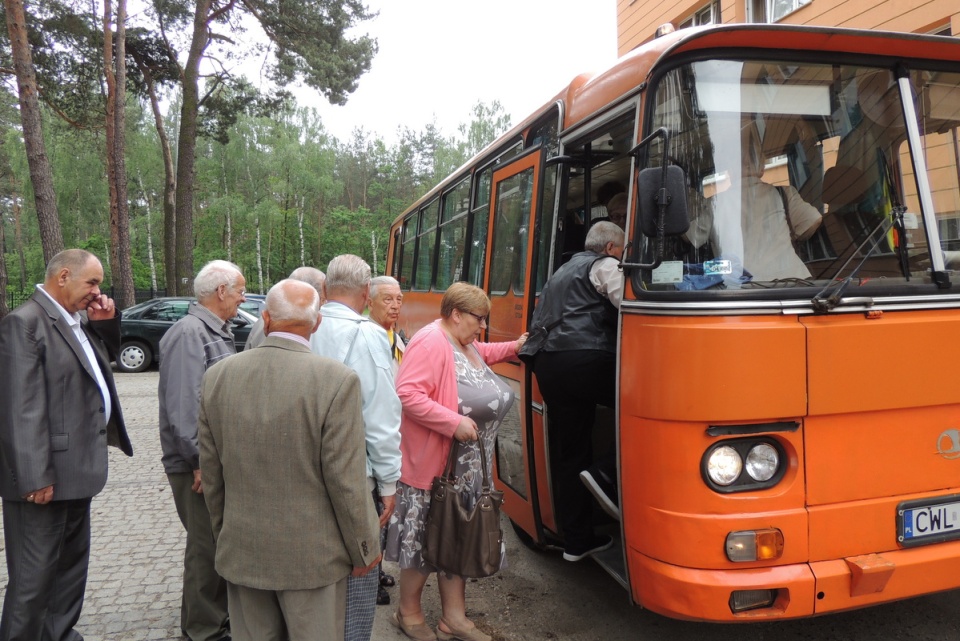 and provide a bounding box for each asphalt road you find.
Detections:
[3,369,955,640]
